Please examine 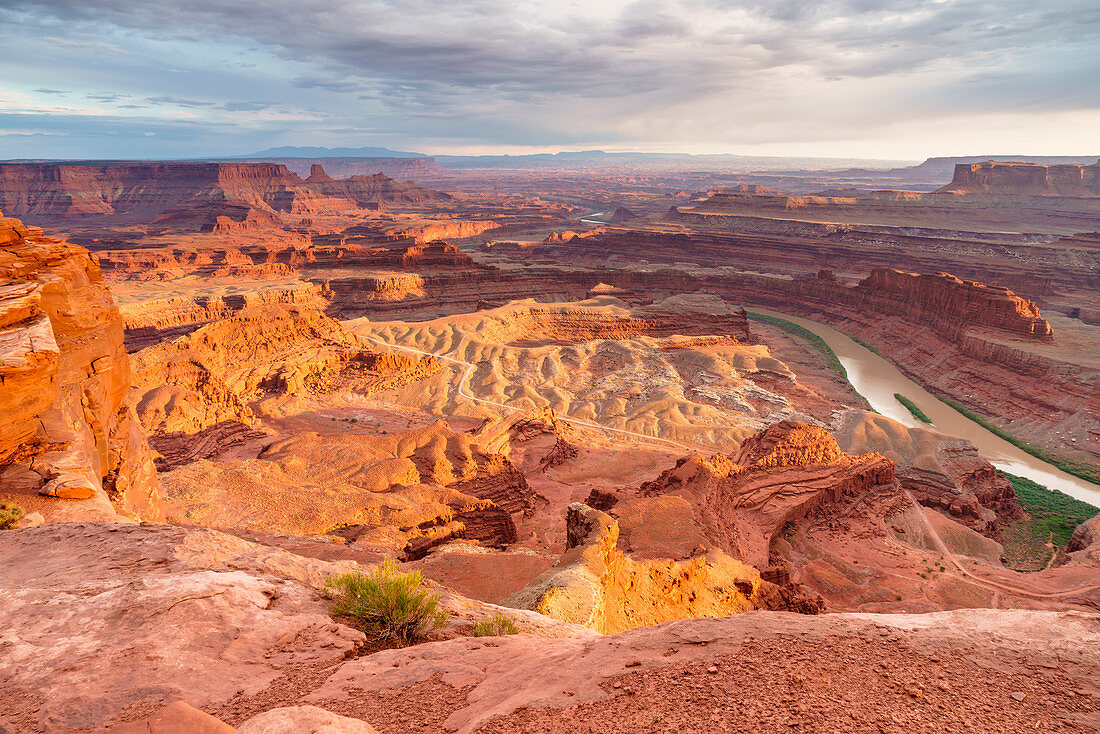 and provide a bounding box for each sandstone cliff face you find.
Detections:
[938,160,1100,197]
[0,214,161,520]
[854,268,1053,340]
